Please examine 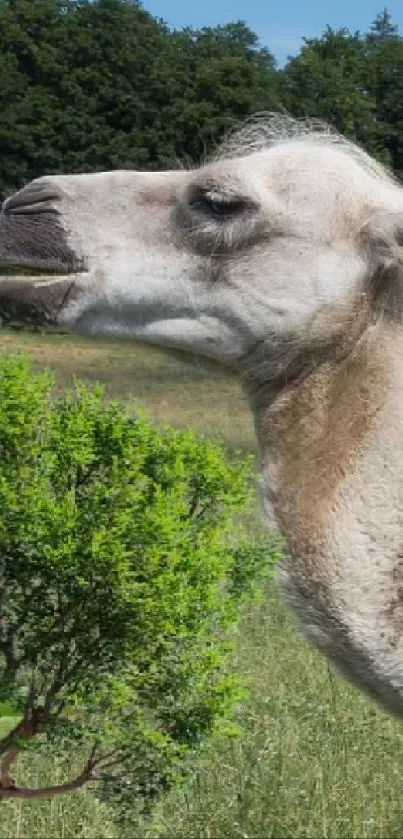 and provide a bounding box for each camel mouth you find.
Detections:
[0,273,79,327]
[0,192,88,325]
[0,261,85,279]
